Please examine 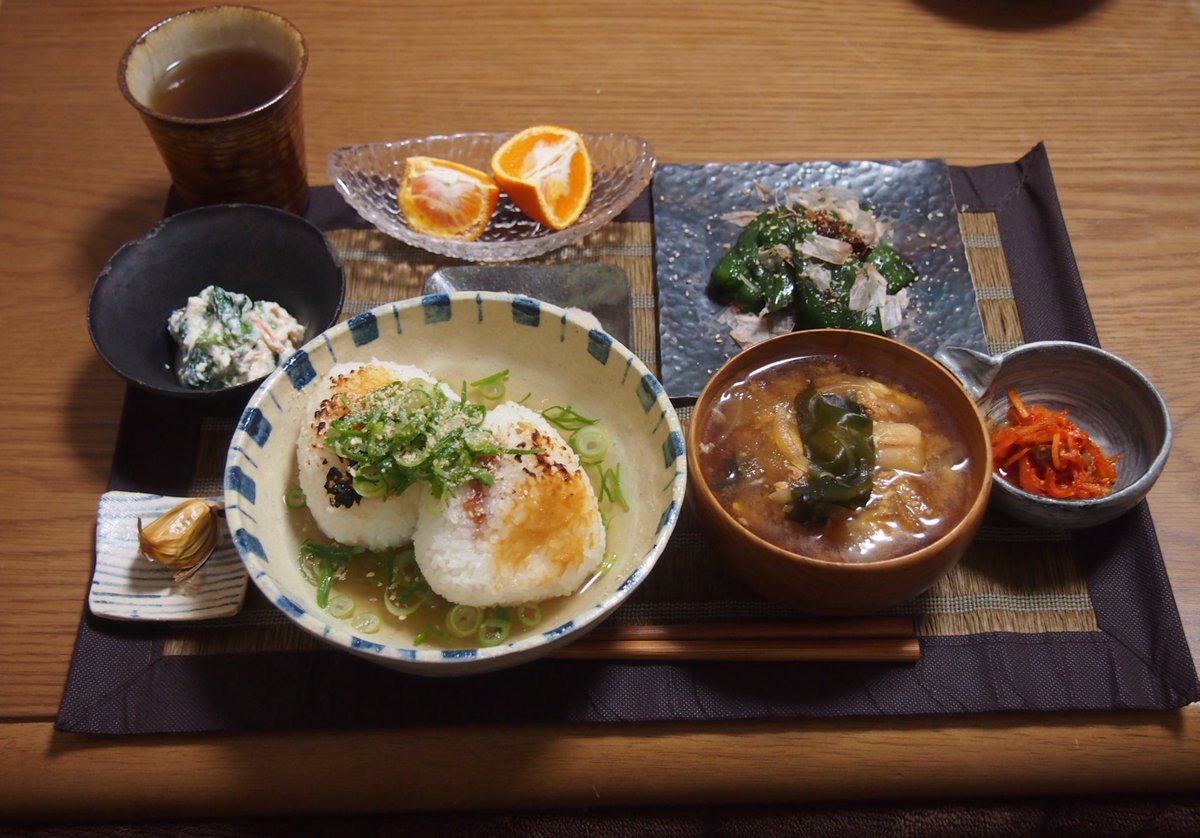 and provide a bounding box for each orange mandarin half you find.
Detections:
[397,156,500,241]
[490,126,593,230]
